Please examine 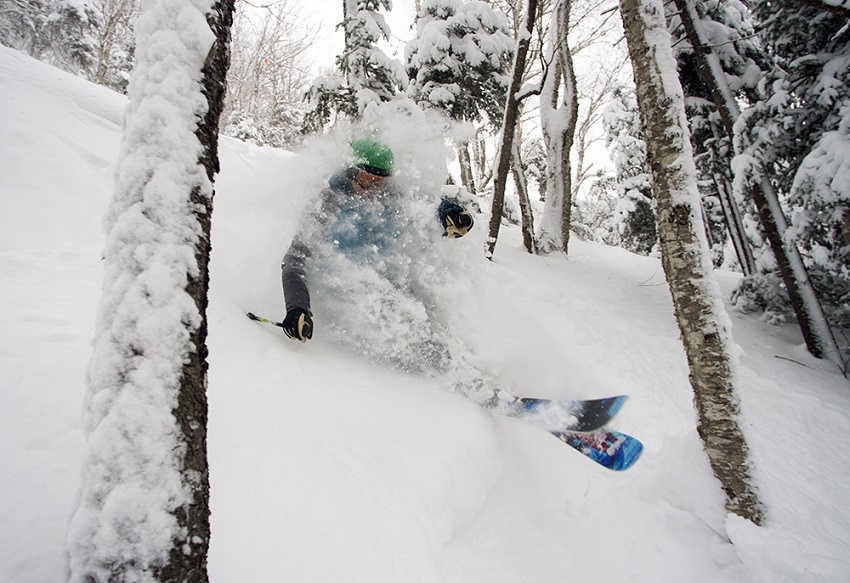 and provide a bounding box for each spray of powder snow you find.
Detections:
[283,101,499,401]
